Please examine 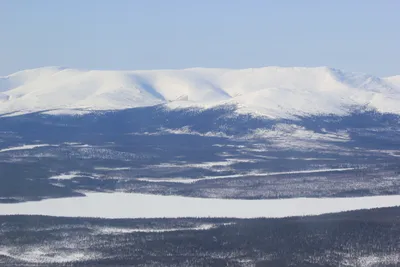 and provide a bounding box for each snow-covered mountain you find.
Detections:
[1,66,400,118]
